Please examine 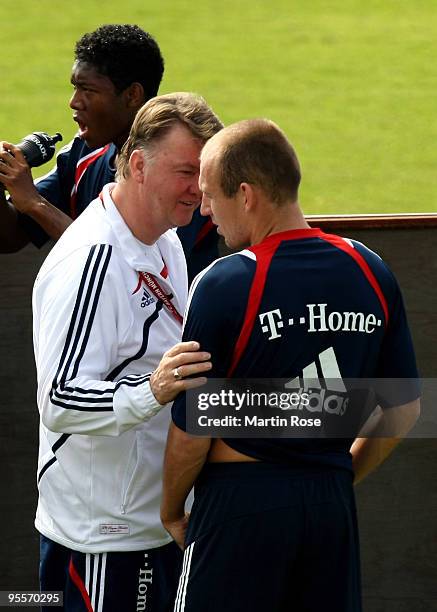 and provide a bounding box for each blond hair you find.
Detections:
[116,92,223,179]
